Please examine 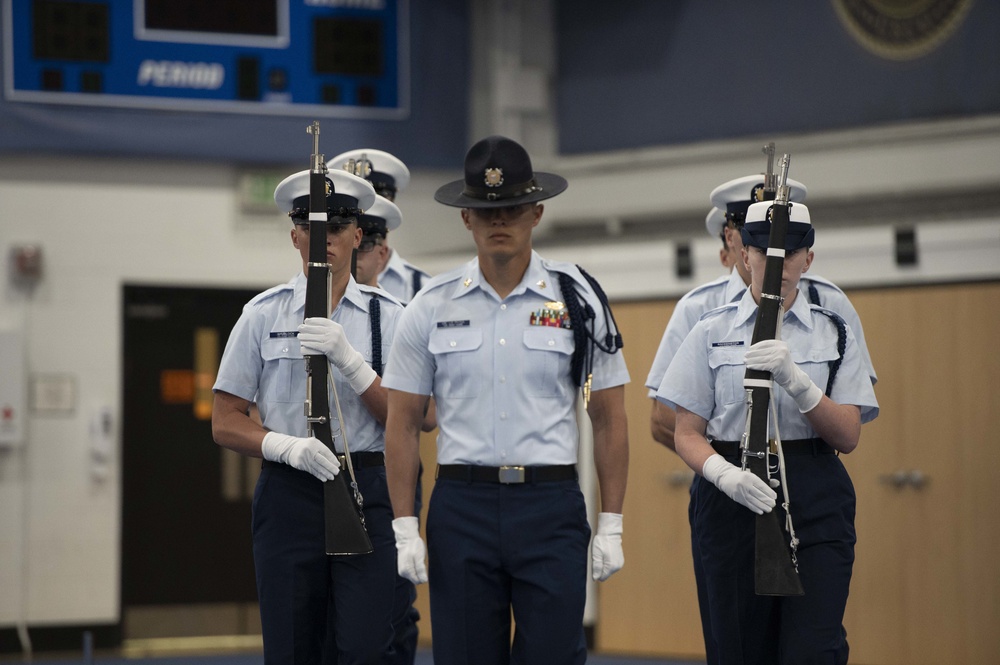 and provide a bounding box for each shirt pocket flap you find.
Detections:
[429,328,483,354]
[261,336,301,361]
[795,345,840,364]
[522,327,574,355]
[708,345,745,369]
